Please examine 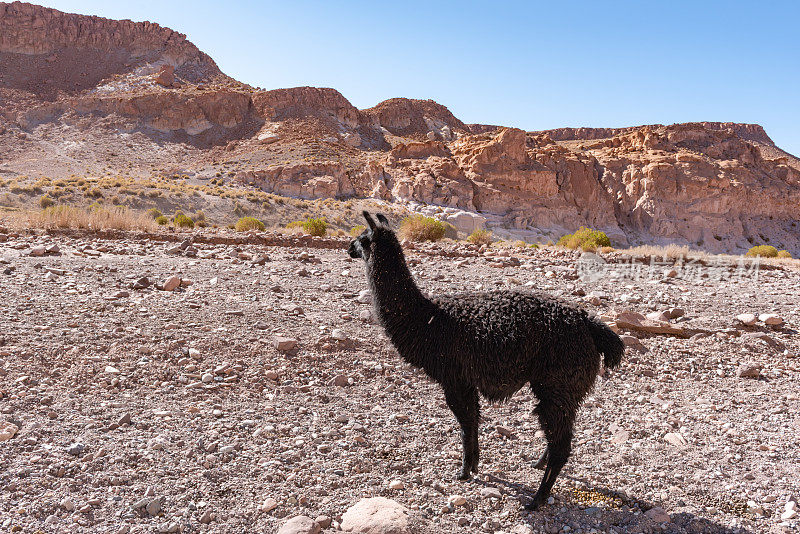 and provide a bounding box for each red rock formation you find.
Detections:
[364,98,468,141]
